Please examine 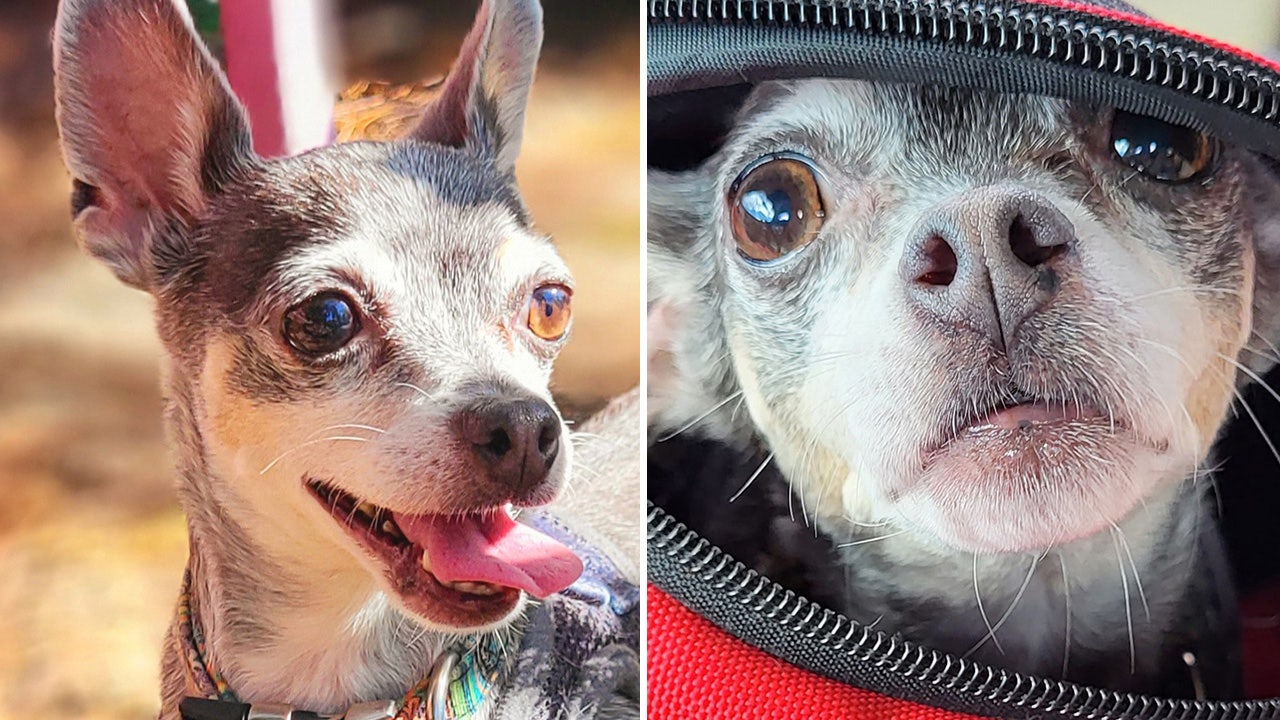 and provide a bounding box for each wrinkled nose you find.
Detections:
[900,187,1076,349]
[456,396,561,494]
